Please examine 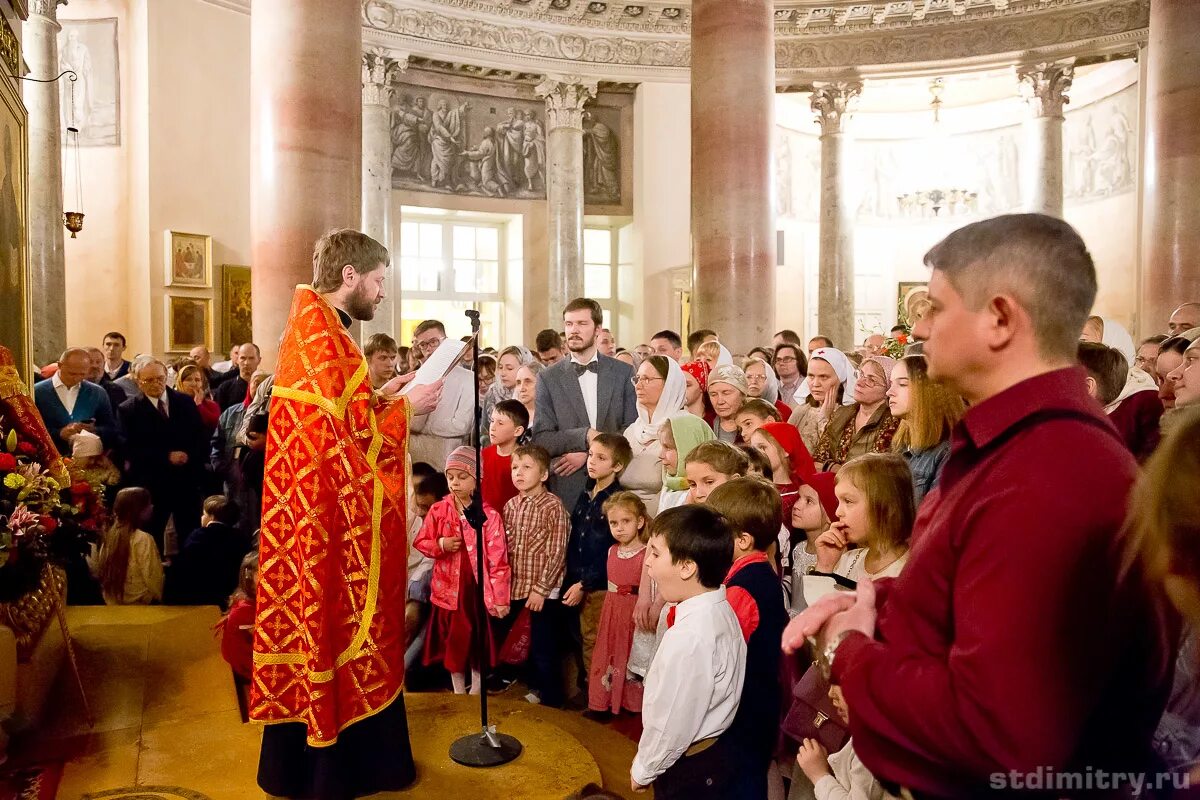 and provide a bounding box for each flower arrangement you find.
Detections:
[0,427,105,603]
[883,330,909,360]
